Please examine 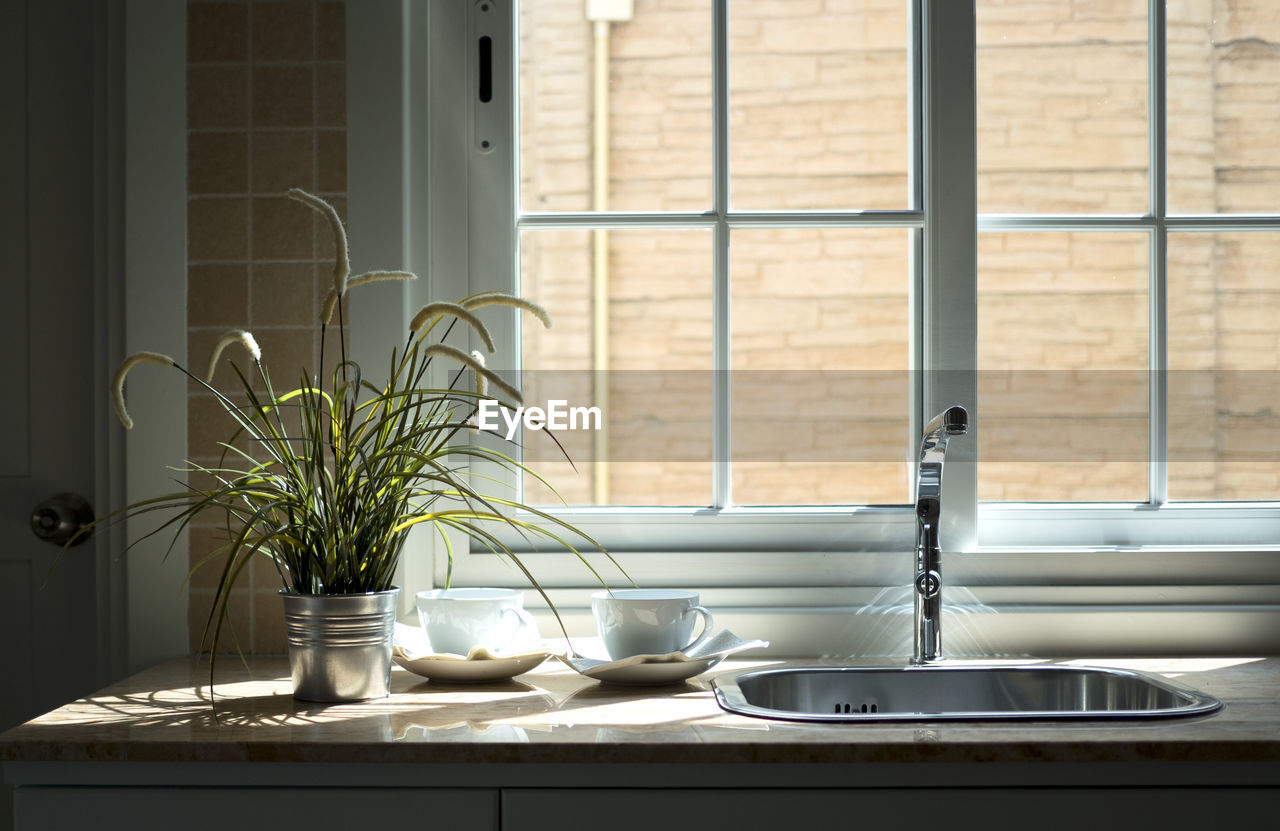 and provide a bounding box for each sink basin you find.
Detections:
[712,664,1223,722]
